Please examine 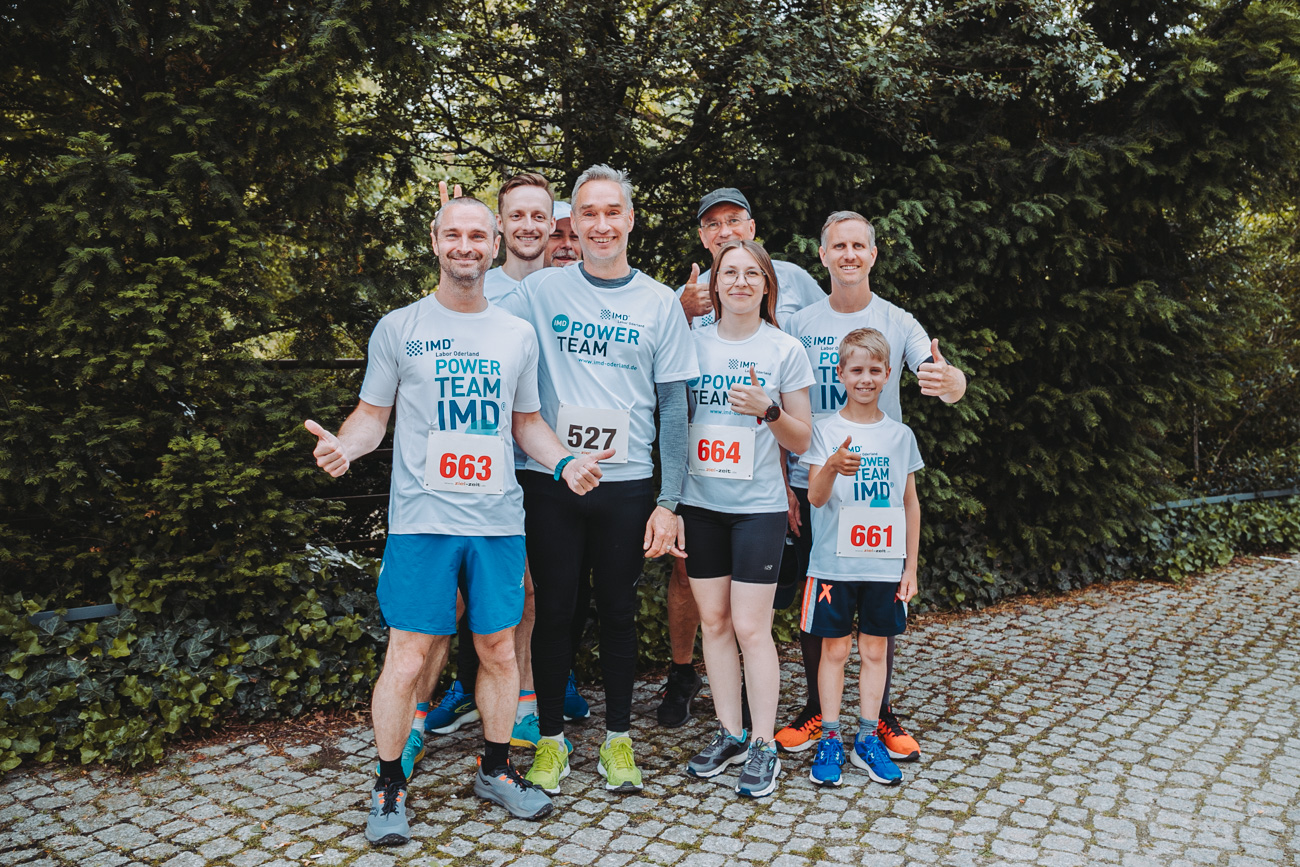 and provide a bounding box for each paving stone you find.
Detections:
[4,559,1300,867]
